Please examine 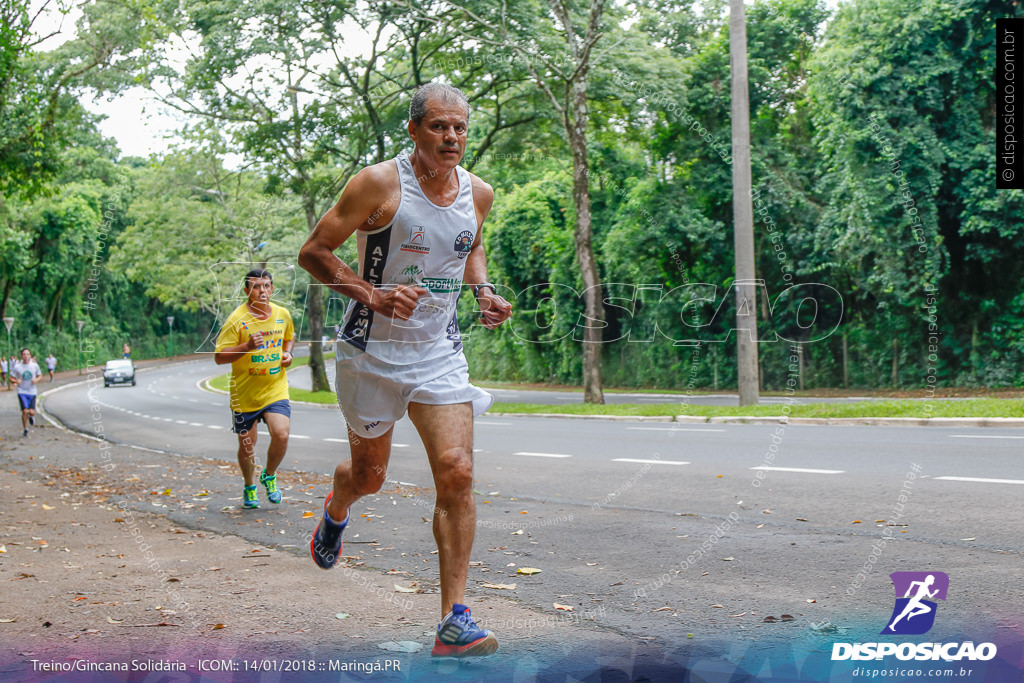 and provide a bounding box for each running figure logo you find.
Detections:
[881,571,949,635]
